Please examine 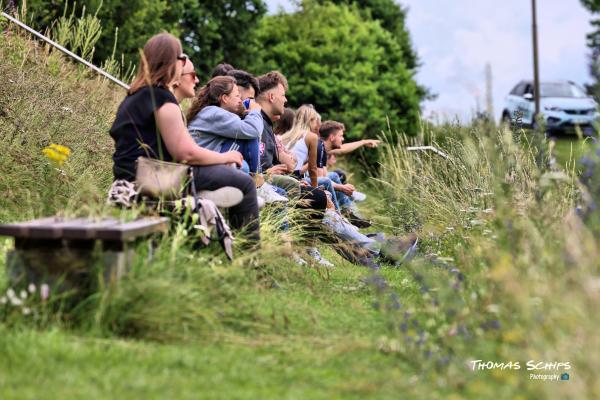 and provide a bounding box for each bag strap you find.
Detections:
[189,168,233,261]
